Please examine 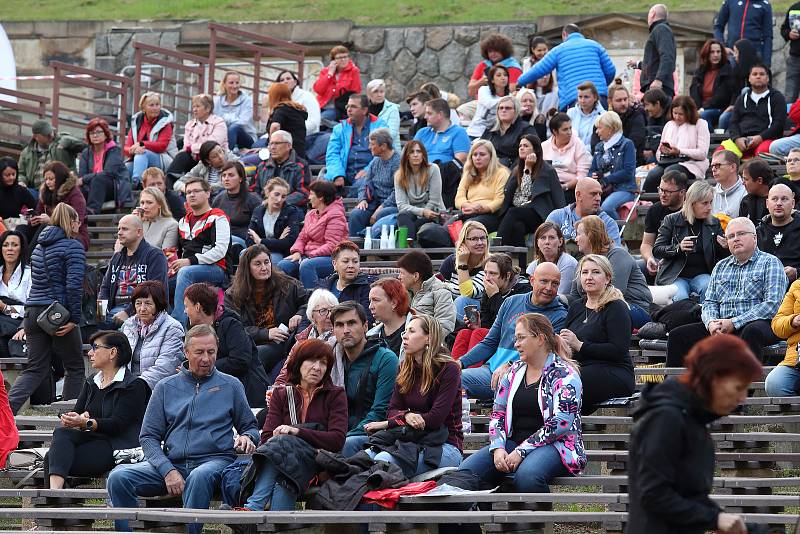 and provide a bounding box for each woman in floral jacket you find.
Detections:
[458,312,585,492]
